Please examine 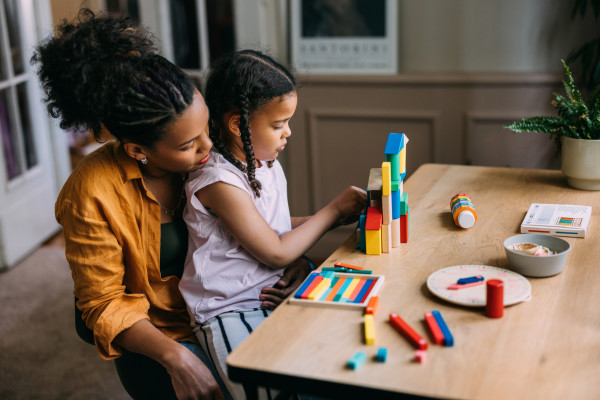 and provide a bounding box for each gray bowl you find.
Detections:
[503,234,571,277]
